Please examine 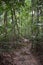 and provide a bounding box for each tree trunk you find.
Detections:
[4,10,7,40]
